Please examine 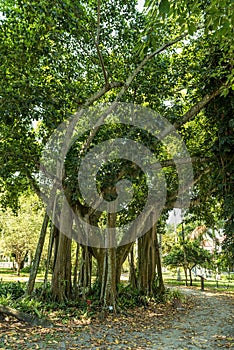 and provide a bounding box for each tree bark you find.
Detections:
[189,268,193,286]
[42,224,57,295]
[51,200,72,302]
[137,212,164,296]
[51,231,72,302]
[154,222,165,294]
[73,242,80,298]
[26,212,49,296]
[100,199,117,311]
[78,245,92,296]
[184,266,188,286]
[128,244,137,289]
[116,243,133,285]
[137,232,149,293]
[104,247,117,310]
